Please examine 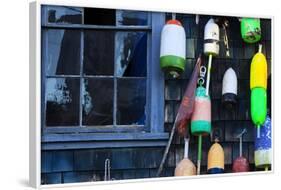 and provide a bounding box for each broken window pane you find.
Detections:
[116,10,149,26]
[43,29,81,76]
[82,78,114,125]
[115,32,147,77]
[45,6,82,24]
[45,78,80,126]
[117,78,146,125]
[83,30,115,76]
